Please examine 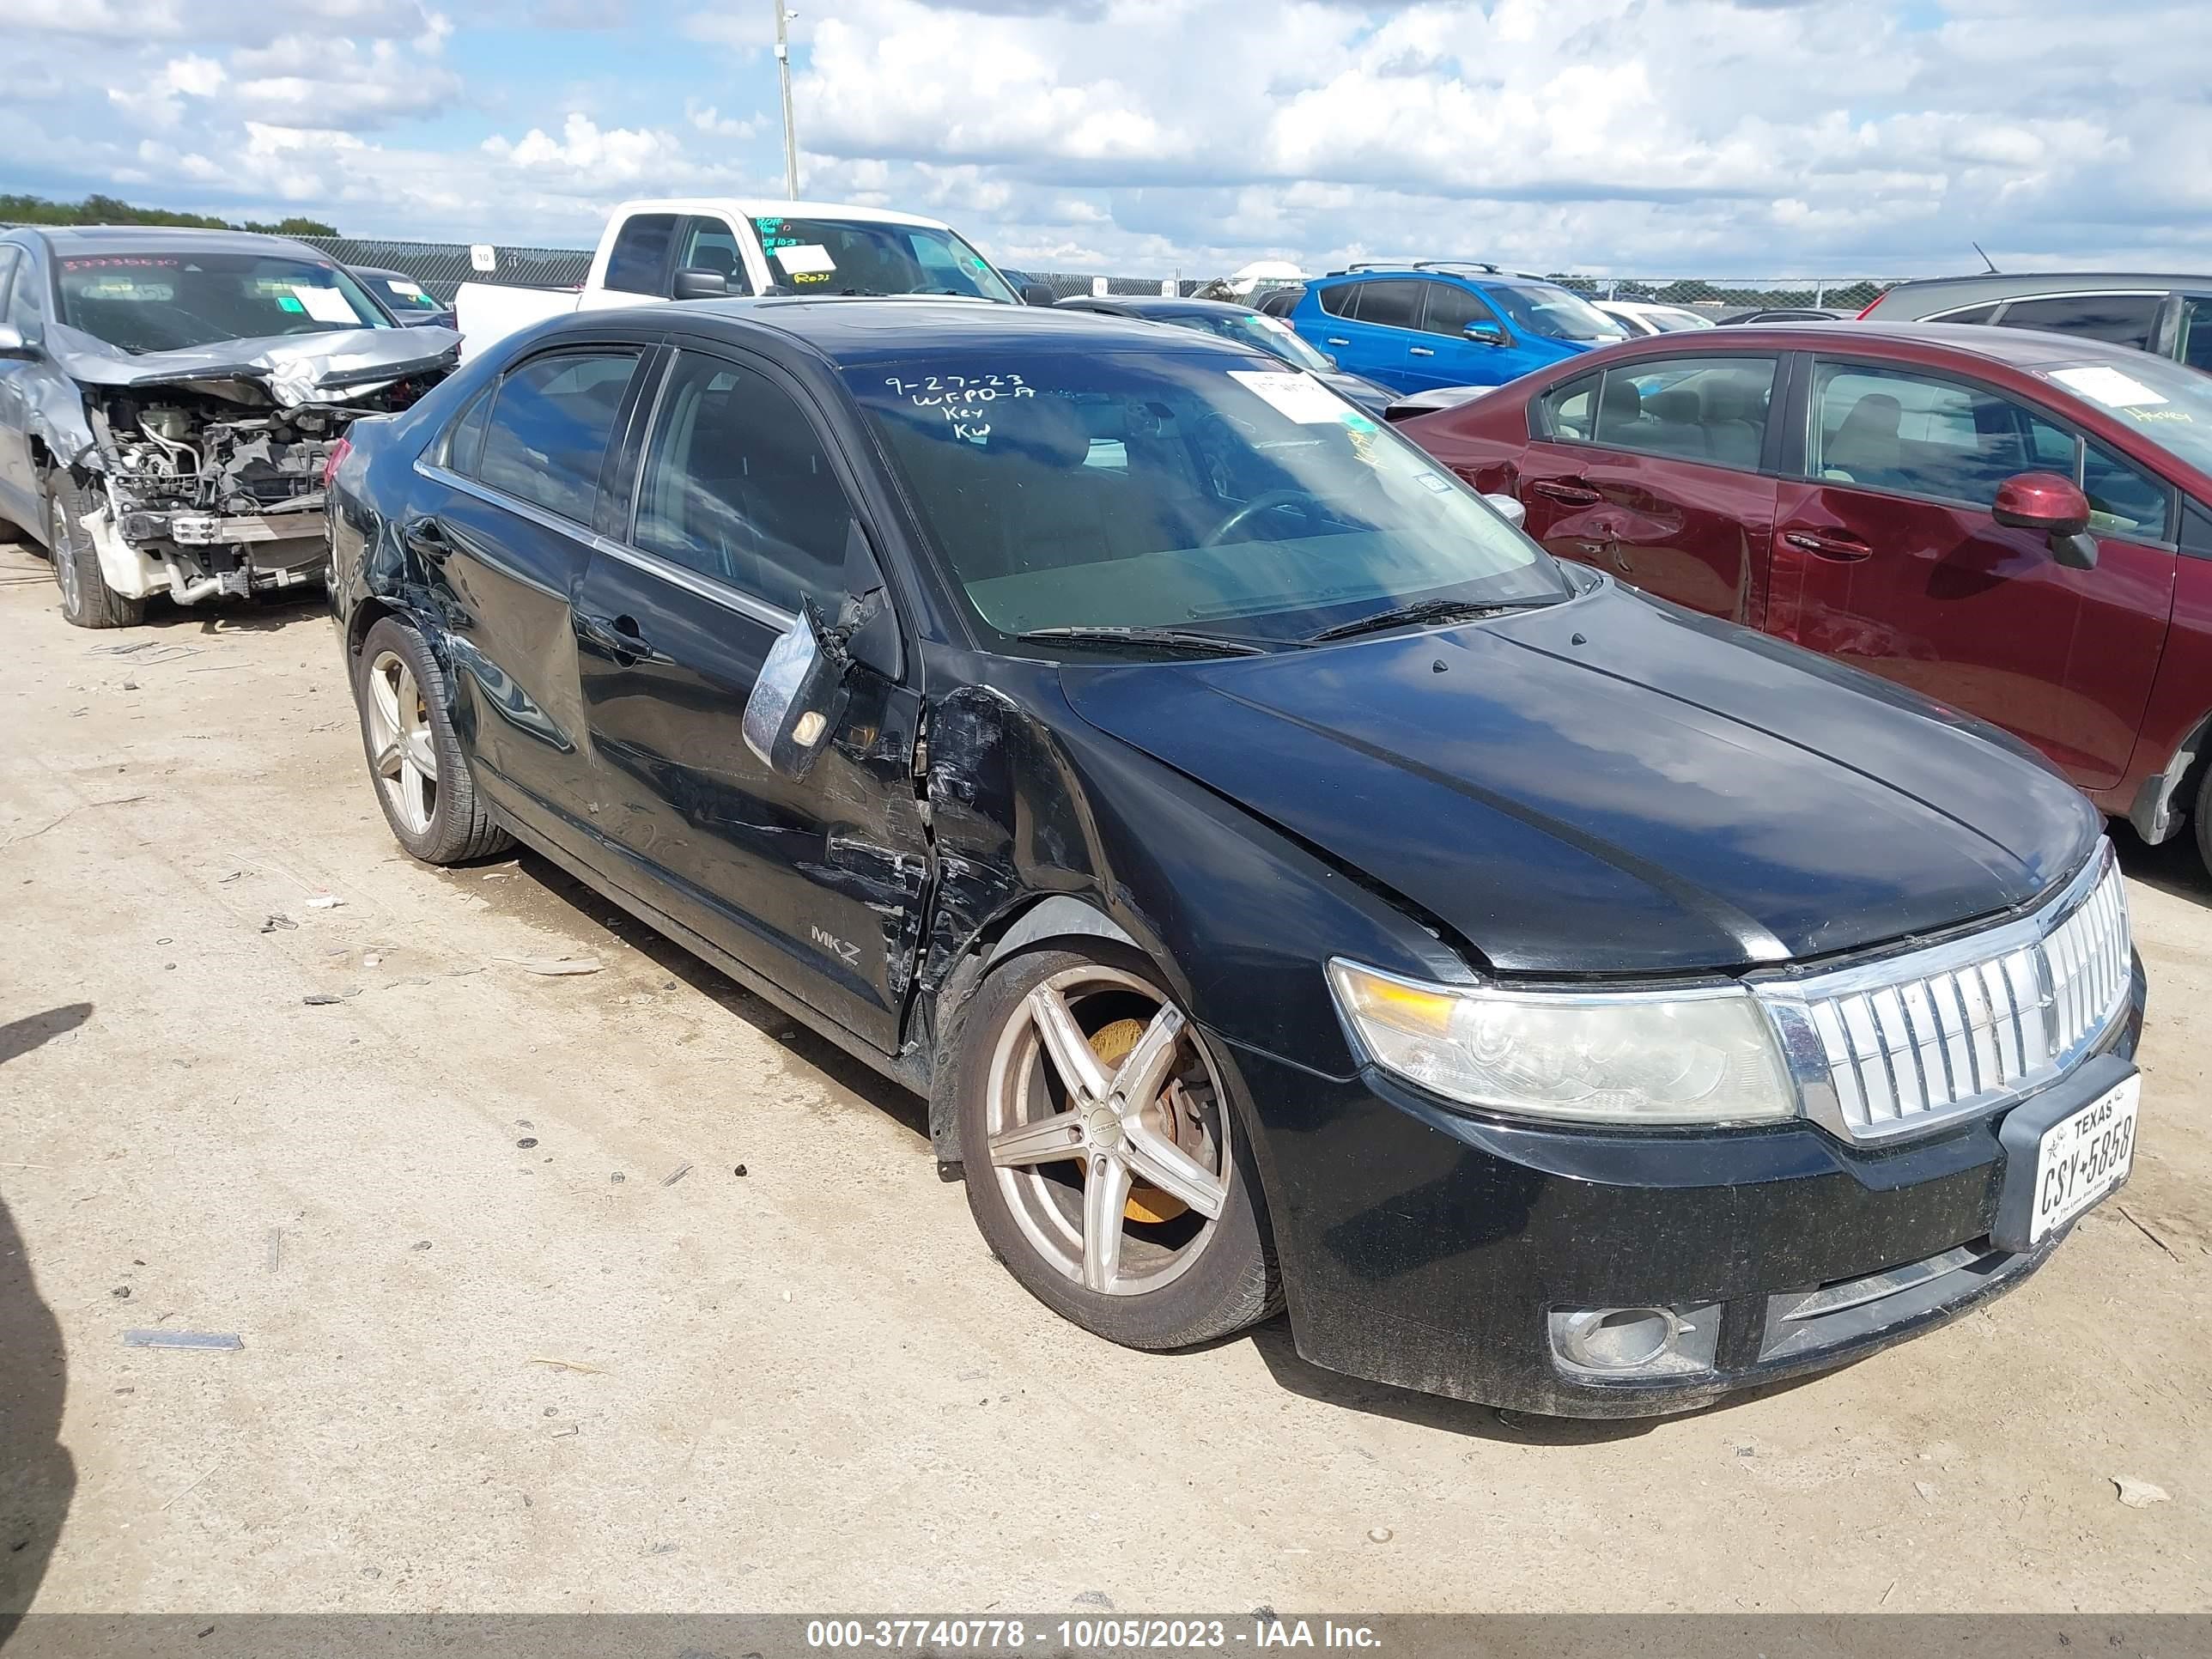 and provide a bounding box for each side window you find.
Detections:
[1349,281,1421,331]
[2178,296,2212,374]
[1932,302,2000,325]
[1537,372,1598,441]
[1316,283,1355,319]
[603,214,681,296]
[675,218,754,295]
[633,350,865,614]
[477,349,640,524]
[6,254,45,331]
[1809,361,2086,509]
[1996,294,2162,351]
[1589,356,1777,469]
[442,386,492,476]
[2081,438,2172,541]
[1421,283,1497,338]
